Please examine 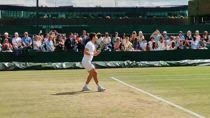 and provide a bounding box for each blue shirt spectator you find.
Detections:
[22,32,32,49]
